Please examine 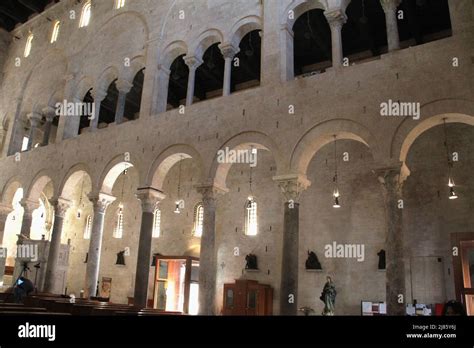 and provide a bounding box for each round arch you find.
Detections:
[1,176,24,204]
[291,119,378,175]
[146,144,205,191]
[227,15,263,47]
[189,28,224,60]
[98,155,137,196]
[59,163,94,200]
[209,131,285,190]
[25,171,56,202]
[160,40,188,71]
[96,65,120,93]
[282,0,328,30]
